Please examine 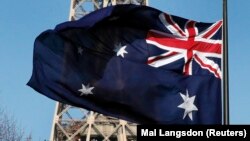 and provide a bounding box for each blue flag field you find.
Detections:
[28,4,222,124]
